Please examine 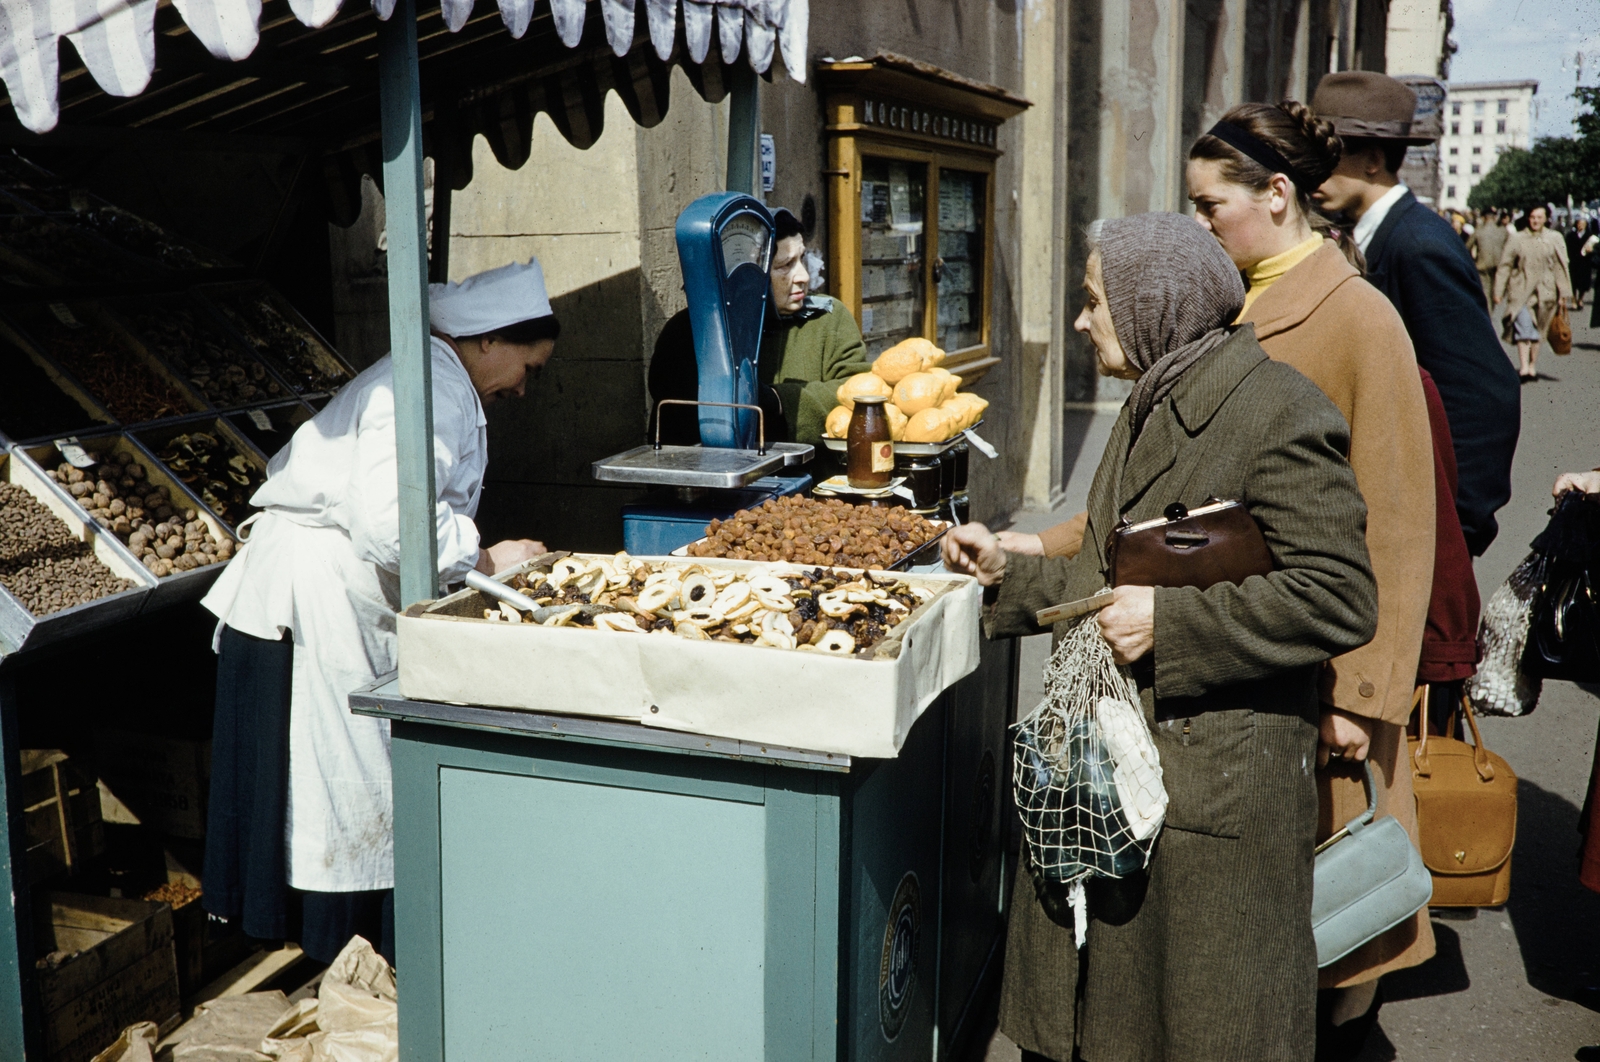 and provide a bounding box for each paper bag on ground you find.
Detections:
[260,937,397,1062]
